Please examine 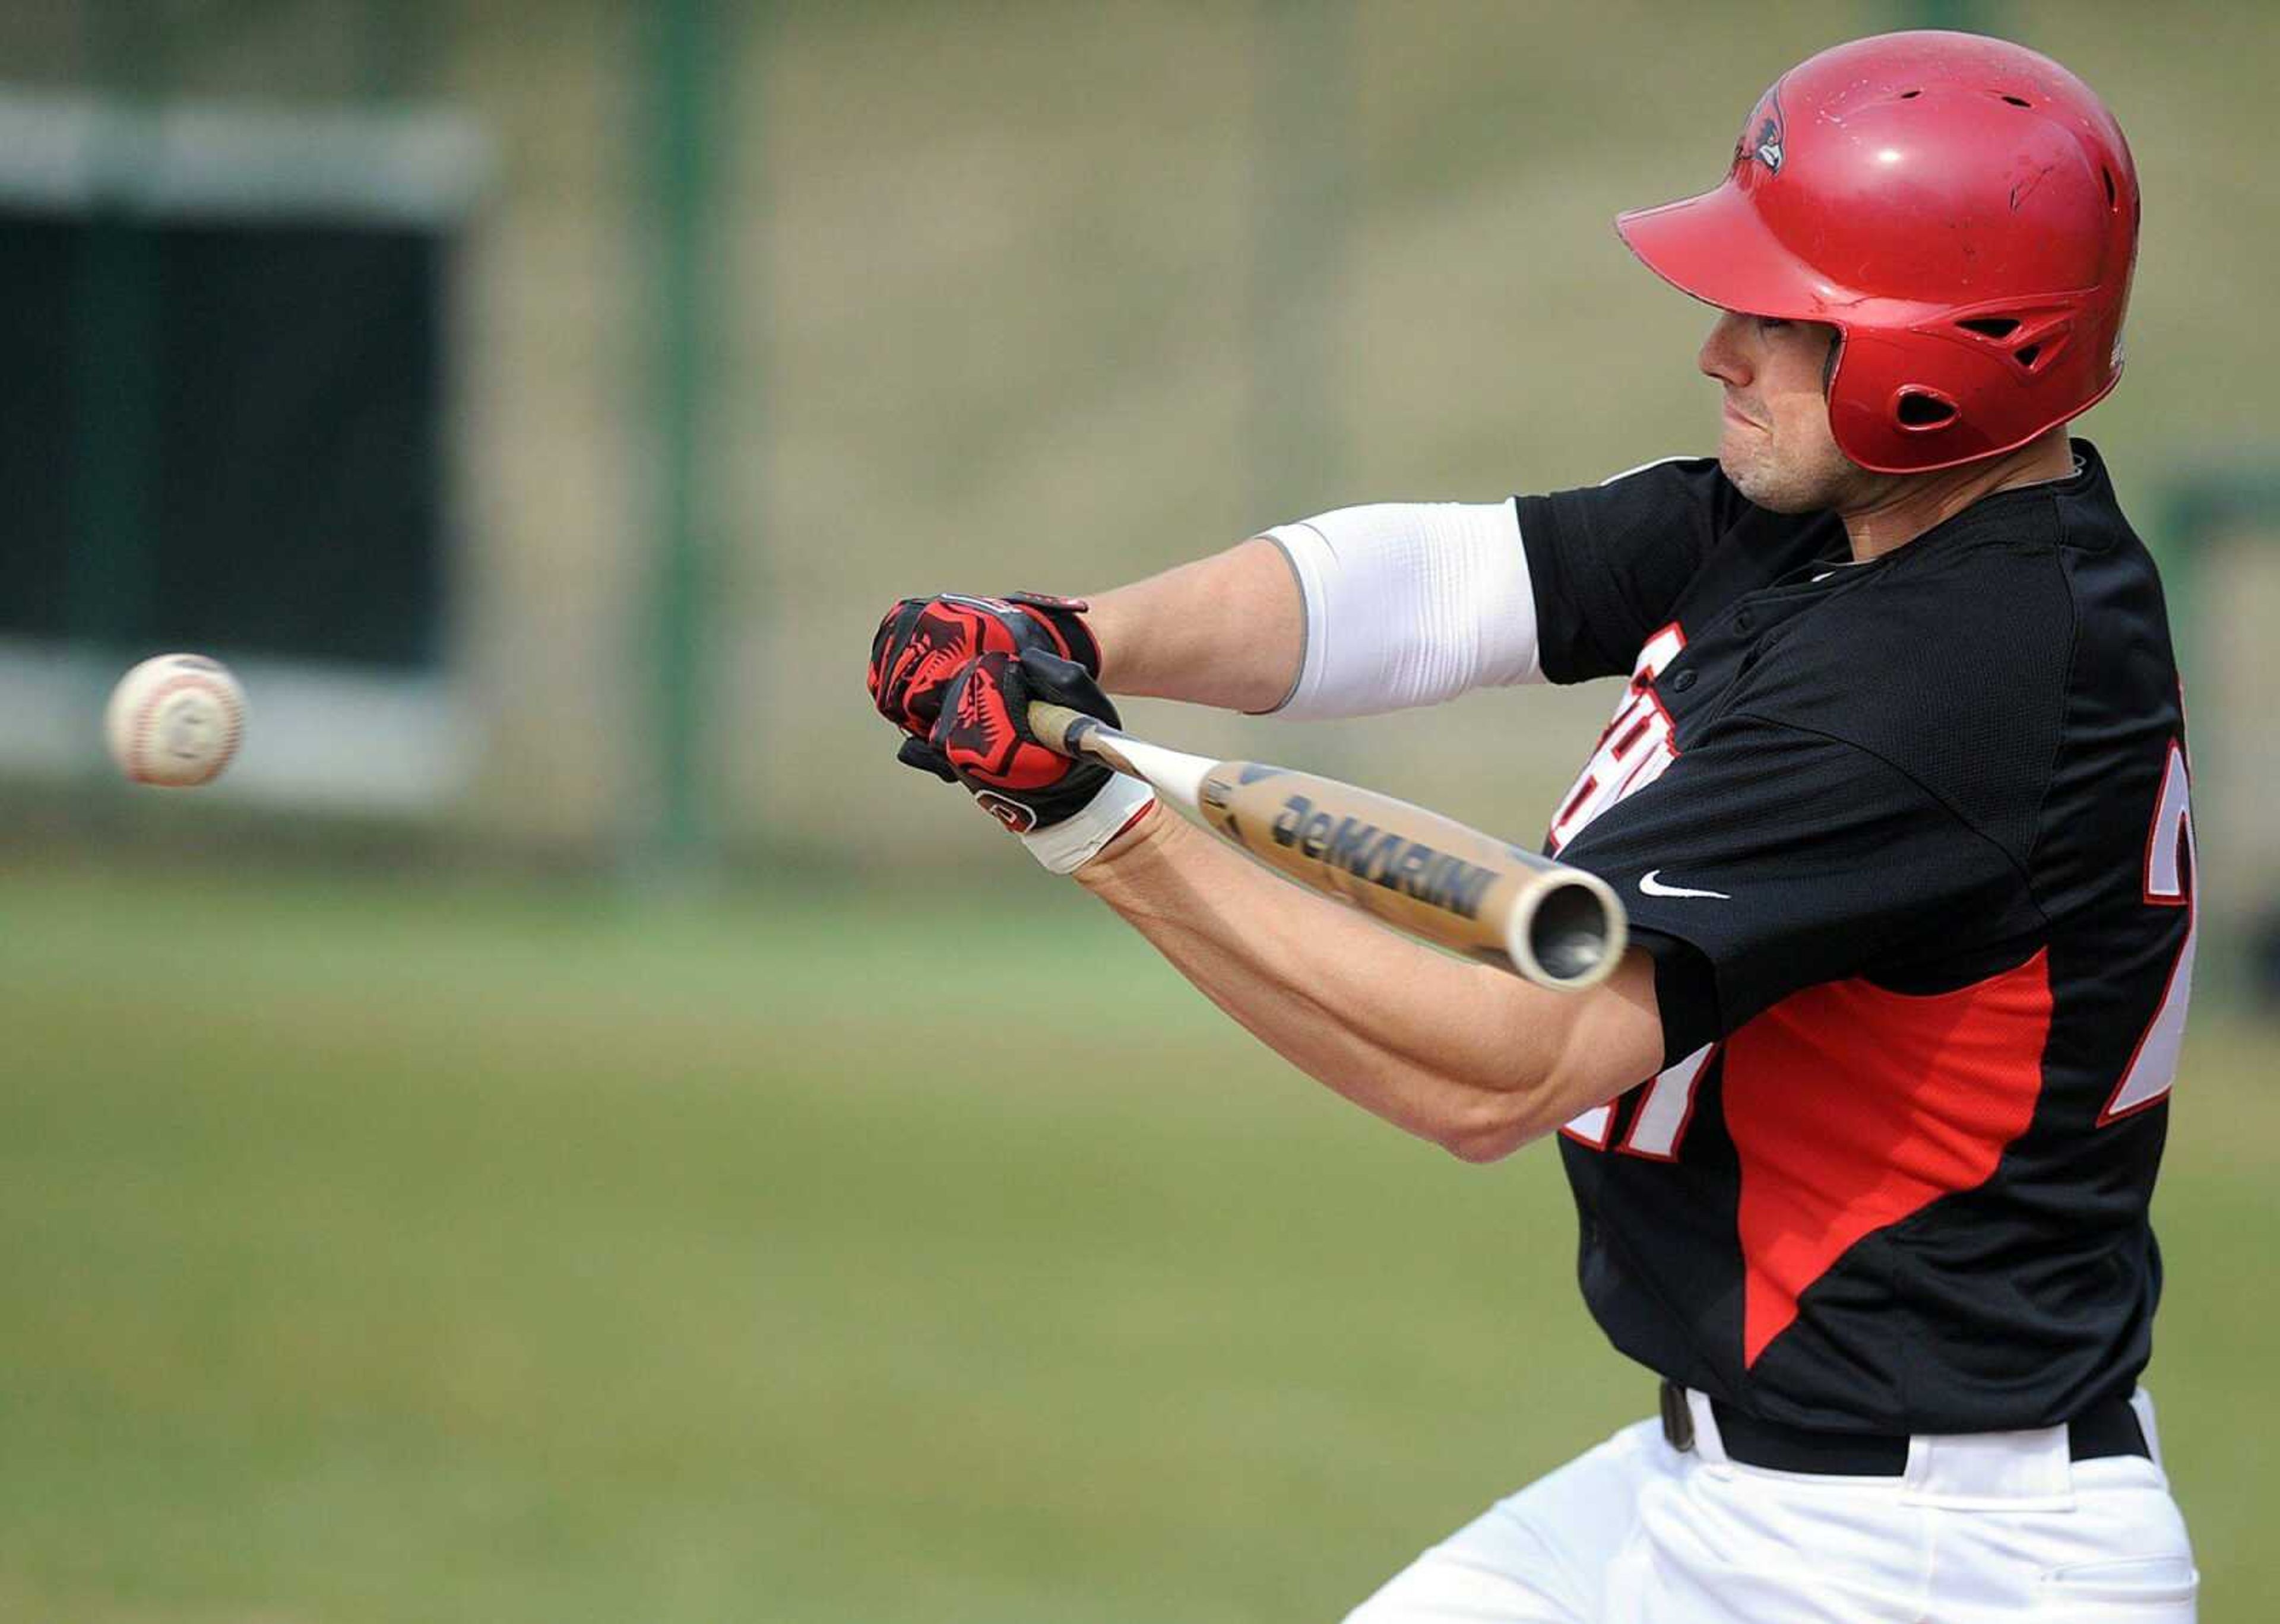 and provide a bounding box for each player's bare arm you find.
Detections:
[1081,537,1301,711]
[1075,803,1662,1162]
[884,577,1649,1149]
